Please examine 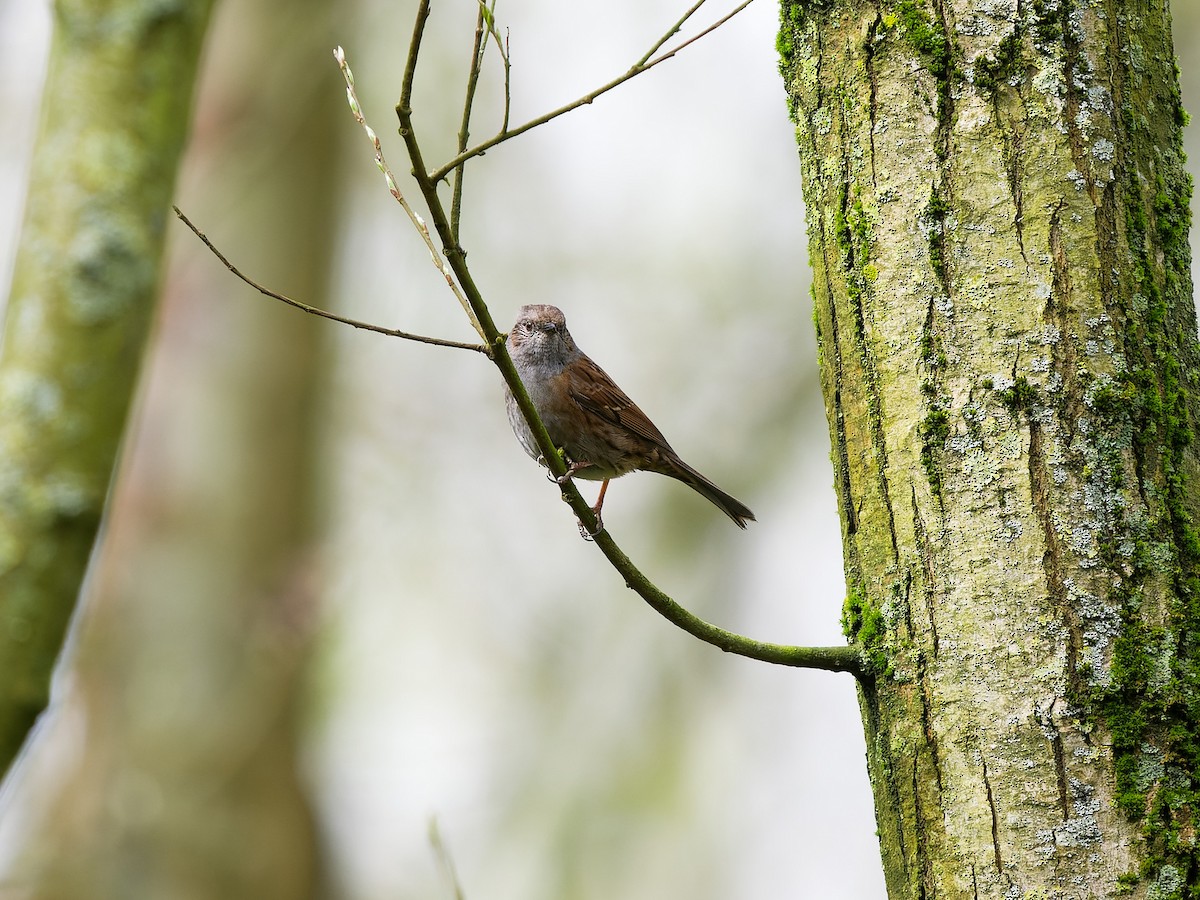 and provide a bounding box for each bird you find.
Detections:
[504,304,755,530]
